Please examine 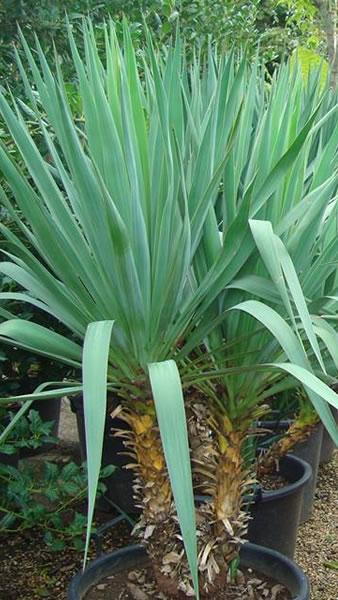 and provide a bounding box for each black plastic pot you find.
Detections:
[68,542,310,600]
[0,450,19,468]
[32,397,61,437]
[248,454,311,558]
[257,420,323,522]
[70,395,136,514]
[320,408,338,464]
[292,422,323,522]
